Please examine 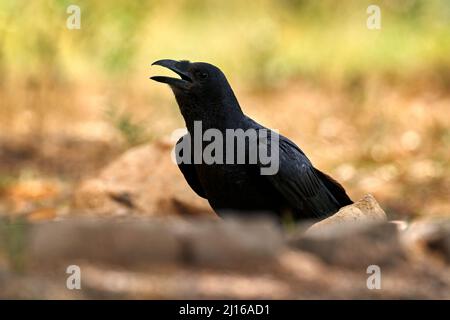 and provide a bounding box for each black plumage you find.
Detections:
[151,59,352,221]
